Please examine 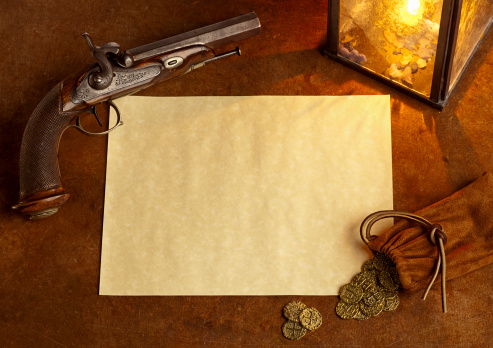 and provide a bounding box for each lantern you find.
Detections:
[325,0,493,109]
